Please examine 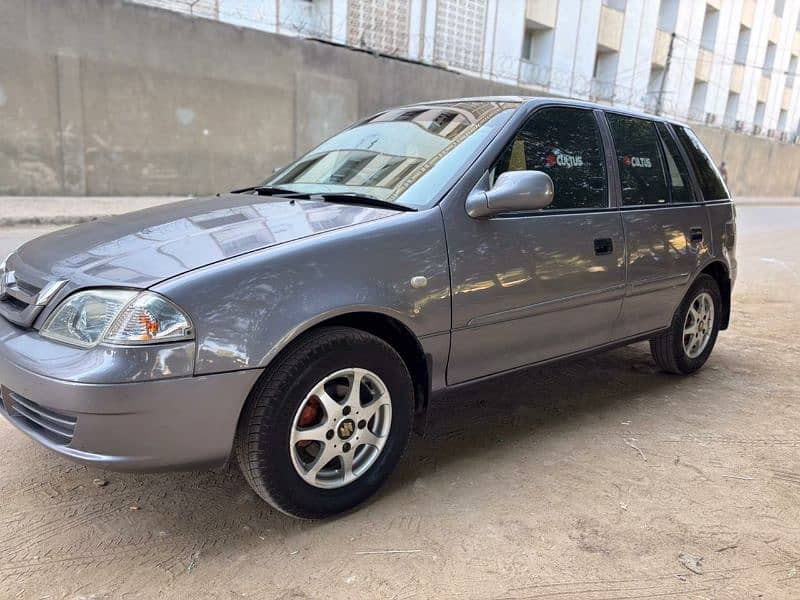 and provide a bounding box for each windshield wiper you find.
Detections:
[231,187,415,212]
[309,193,416,212]
[230,185,301,196]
